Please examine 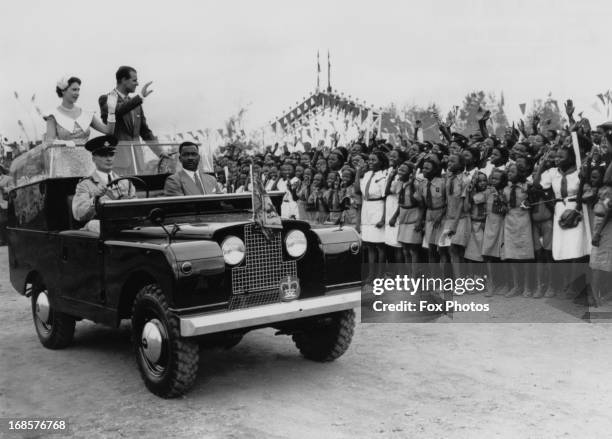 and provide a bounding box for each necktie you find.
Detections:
[560,172,568,199]
[399,182,406,205]
[194,172,206,194]
[107,173,112,185]
[509,184,517,208]
[364,172,375,201]
[426,180,433,207]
